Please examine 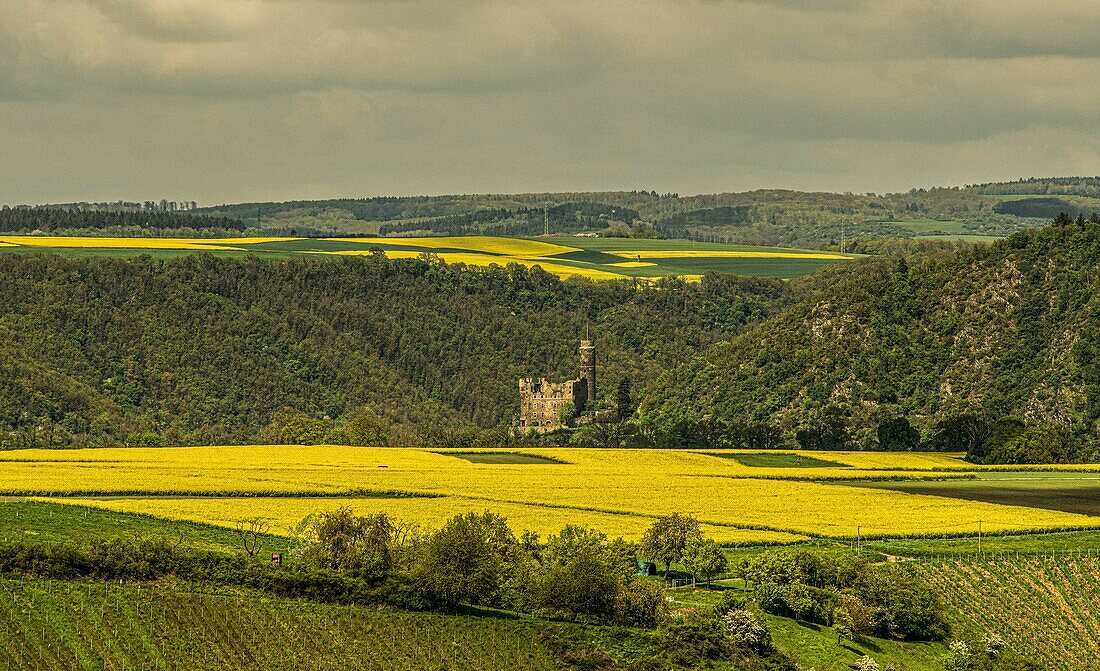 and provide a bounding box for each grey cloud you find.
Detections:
[0,0,1098,204]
